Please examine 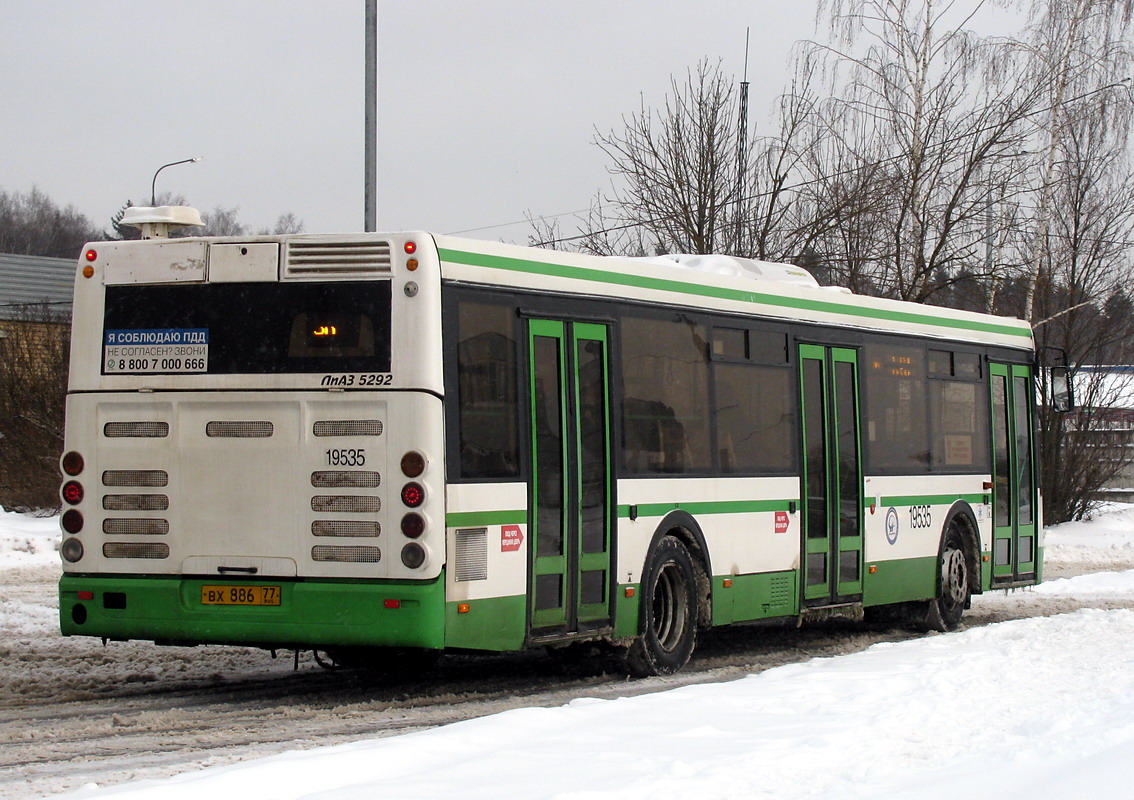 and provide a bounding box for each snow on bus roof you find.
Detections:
[626,253,821,288]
